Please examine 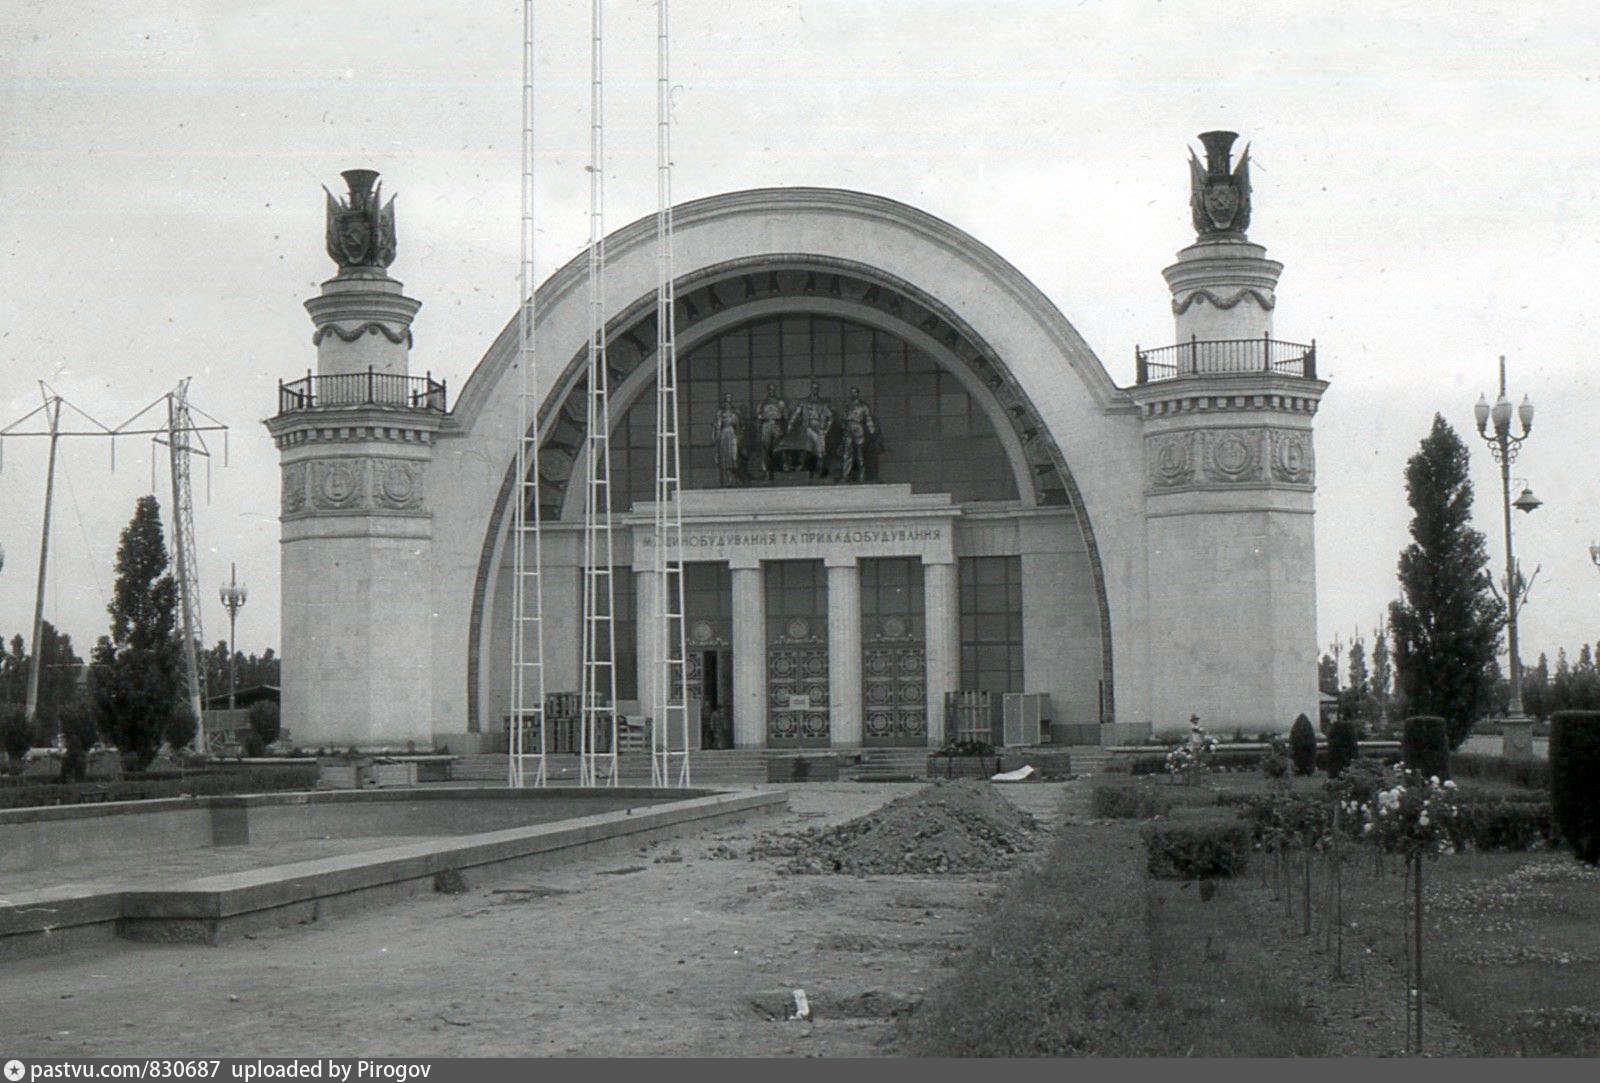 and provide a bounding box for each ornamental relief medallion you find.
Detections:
[1202,428,1264,484]
[1147,431,1198,490]
[312,460,365,510]
[374,458,426,510]
[1270,428,1315,485]
[281,462,308,515]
